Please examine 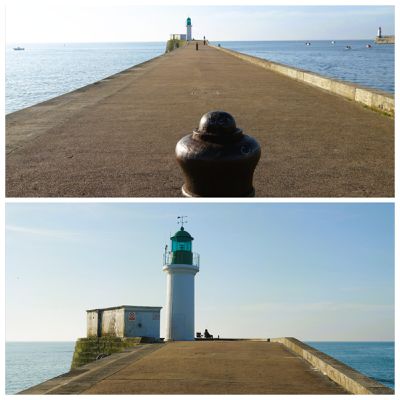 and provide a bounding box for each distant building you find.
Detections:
[186,17,192,41]
[169,17,192,42]
[170,34,187,40]
[87,305,161,339]
[375,27,395,44]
